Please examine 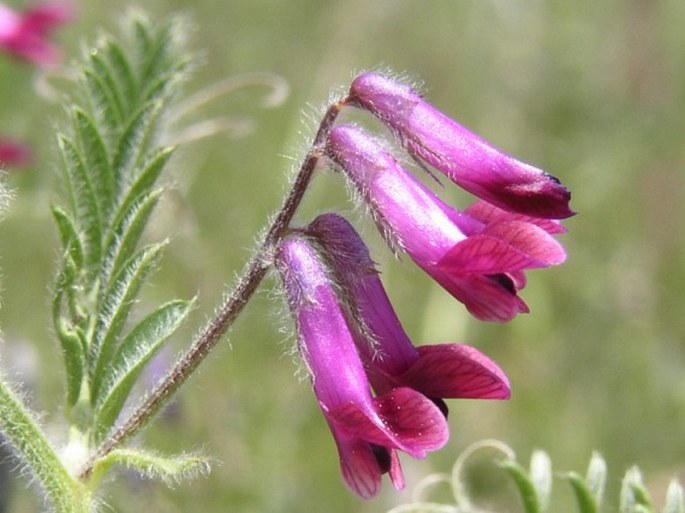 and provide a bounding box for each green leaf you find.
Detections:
[88,50,126,125]
[565,472,600,513]
[101,188,162,286]
[585,452,607,508]
[52,254,86,407]
[73,109,116,216]
[83,68,123,144]
[103,39,138,112]
[53,317,85,407]
[530,450,552,512]
[499,459,541,513]
[0,379,90,512]
[90,448,210,488]
[663,480,685,513]
[58,135,102,270]
[138,23,177,92]
[52,206,85,269]
[90,242,166,399]
[121,145,174,201]
[621,467,654,513]
[112,100,163,177]
[93,299,193,440]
